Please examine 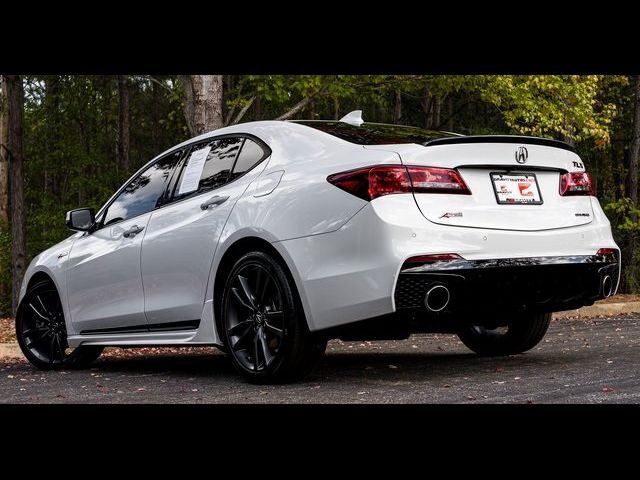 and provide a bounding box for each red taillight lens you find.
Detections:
[327,165,470,201]
[405,253,464,263]
[560,172,593,196]
[596,248,618,262]
[406,167,471,195]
